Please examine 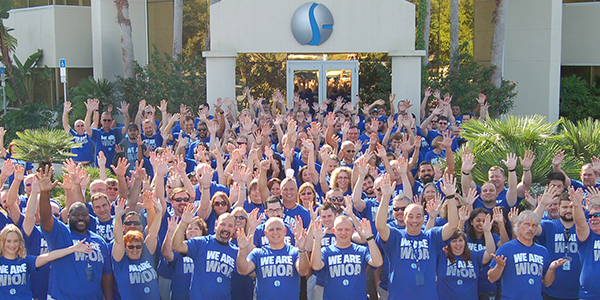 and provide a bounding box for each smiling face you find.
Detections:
[320,207,337,229]
[422,184,437,201]
[215,215,235,243]
[590,208,600,235]
[74,120,86,135]
[69,204,90,234]
[170,191,191,216]
[125,240,143,260]
[264,218,286,247]
[3,232,20,259]
[559,199,573,222]
[404,204,425,236]
[92,196,112,223]
[480,182,497,204]
[333,217,354,246]
[471,212,487,236]
[418,164,434,184]
[212,195,229,216]
[517,216,539,243]
[281,180,298,205]
[299,188,315,208]
[123,215,143,233]
[392,199,409,226]
[186,222,203,239]
[581,165,598,187]
[450,235,466,256]
[488,169,505,192]
[269,182,281,198]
